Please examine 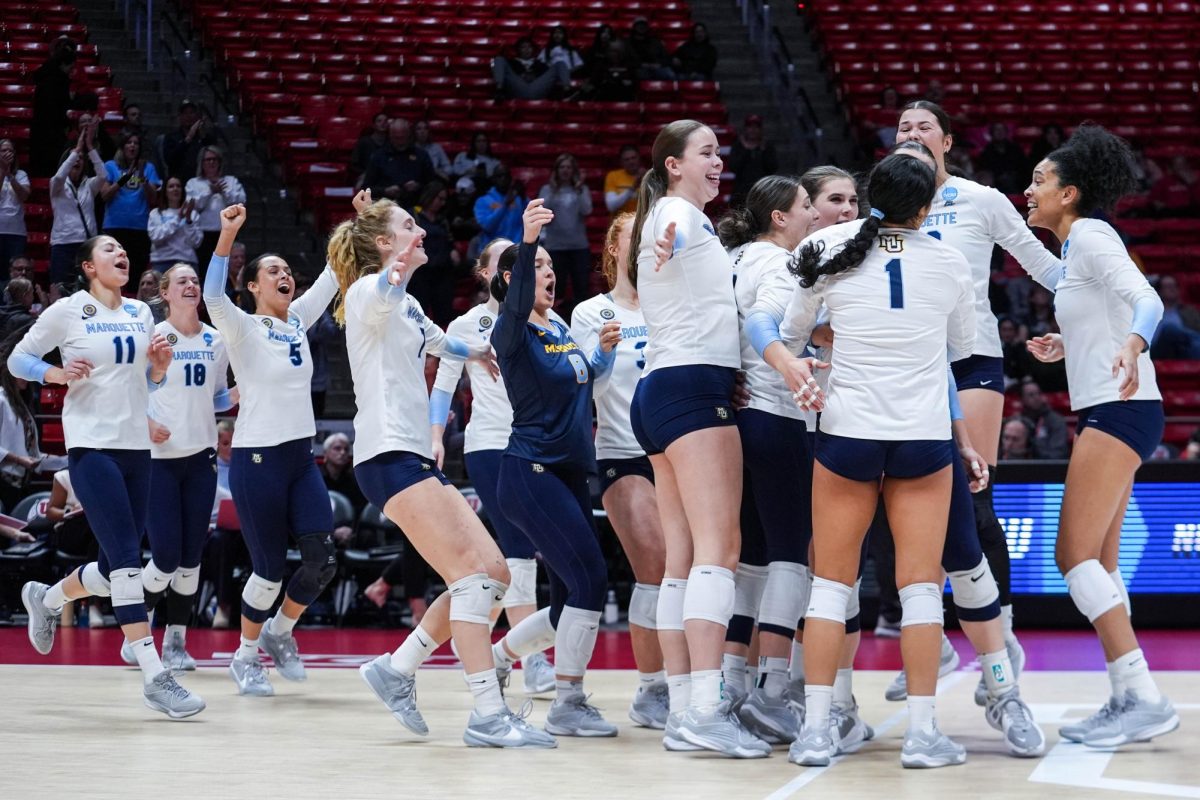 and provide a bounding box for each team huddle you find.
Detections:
[15,104,1180,767]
